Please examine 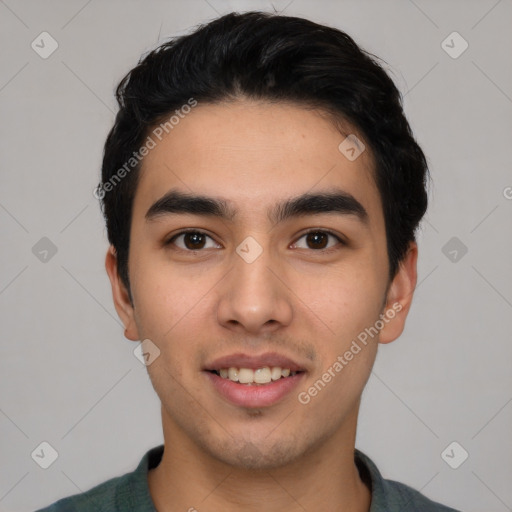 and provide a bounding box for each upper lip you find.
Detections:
[204,352,306,372]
